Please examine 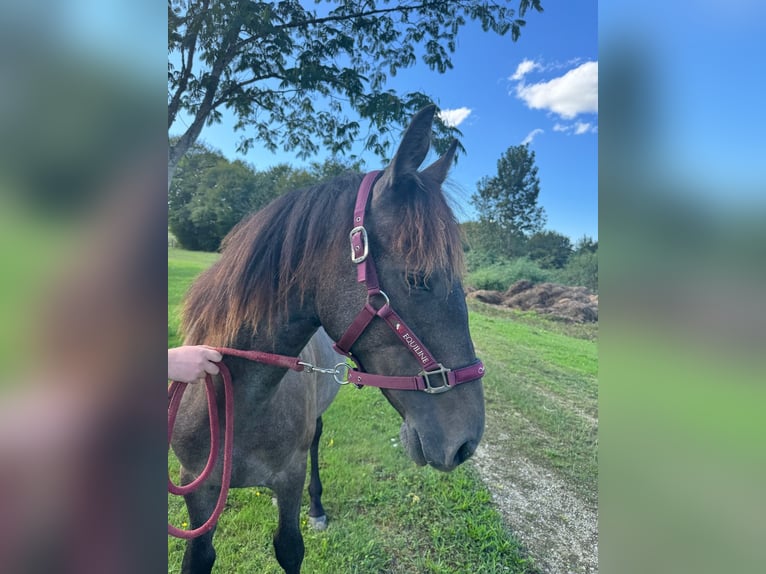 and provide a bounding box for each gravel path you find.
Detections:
[471,441,598,574]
